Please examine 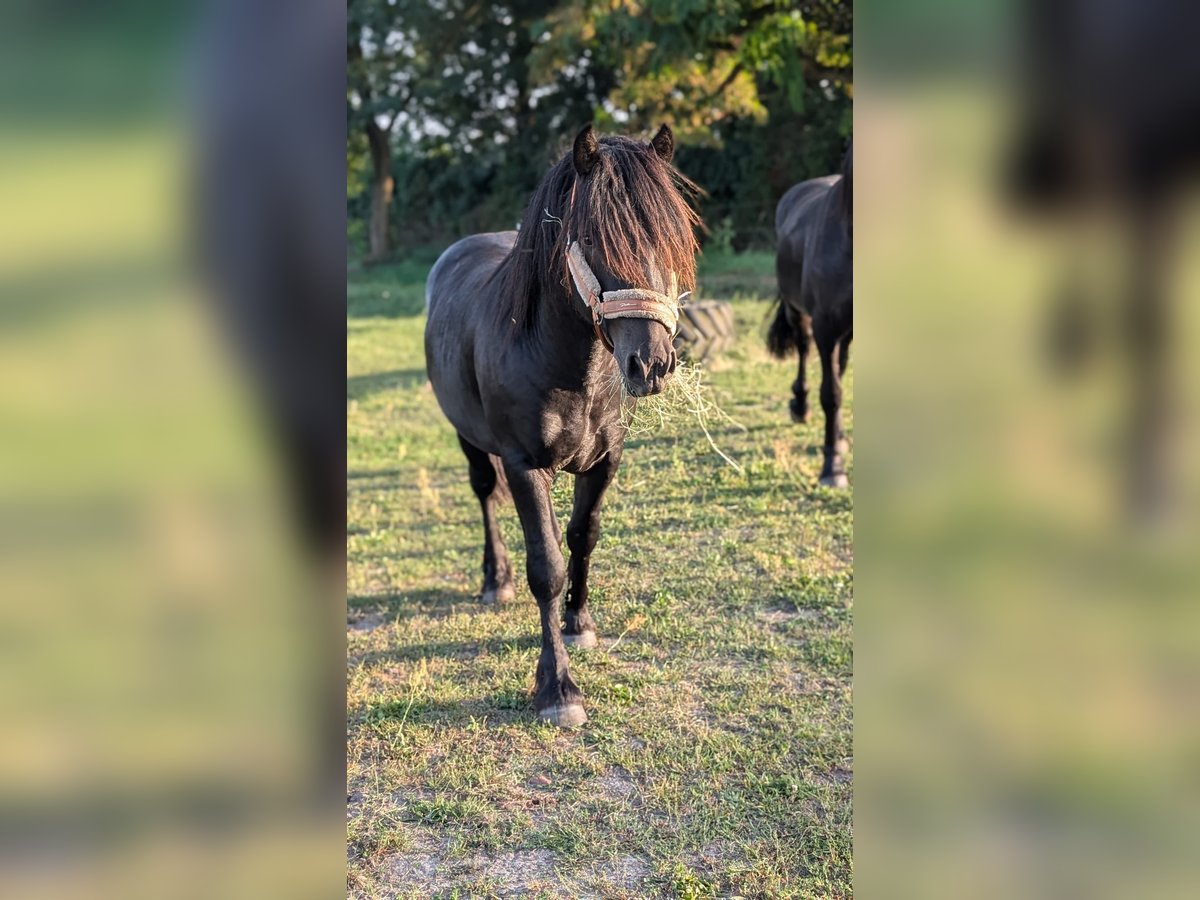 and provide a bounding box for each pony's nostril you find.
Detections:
[626,354,647,380]
[667,350,678,374]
